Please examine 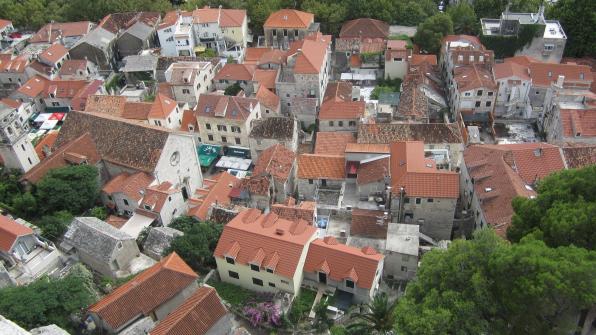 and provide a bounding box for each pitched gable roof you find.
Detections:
[357,157,389,185]
[29,21,92,44]
[0,216,33,252]
[264,9,314,29]
[149,94,177,119]
[357,123,463,144]
[214,209,317,278]
[54,111,170,172]
[102,172,155,202]
[64,217,135,262]
[88,253,198,330]
[339,18,389,39]
[304,238,383,289]
[213,63,256,81]
[529,62,593,87]
[255,85,280,109]
[297,154,345,180]
[38,43,69,65]
[493,61,530,80]
[149,286,227,335]
[188,172,237,221]
[560,108,596,138]
[253,144,295,182]
[287,39,328,74]
[454,64,497,92]
[271,198,316,225]
[390,141,459,199]
[314,132,356,156]
[249,117,294,139]
[351,208,389,239]
[195,94,258,121]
